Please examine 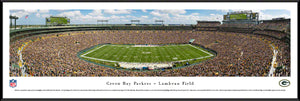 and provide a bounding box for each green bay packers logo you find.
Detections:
[279,79,290,87]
